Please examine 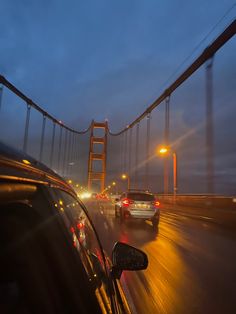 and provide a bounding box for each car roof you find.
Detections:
[0,142,75,196]
[126,190,154,195]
